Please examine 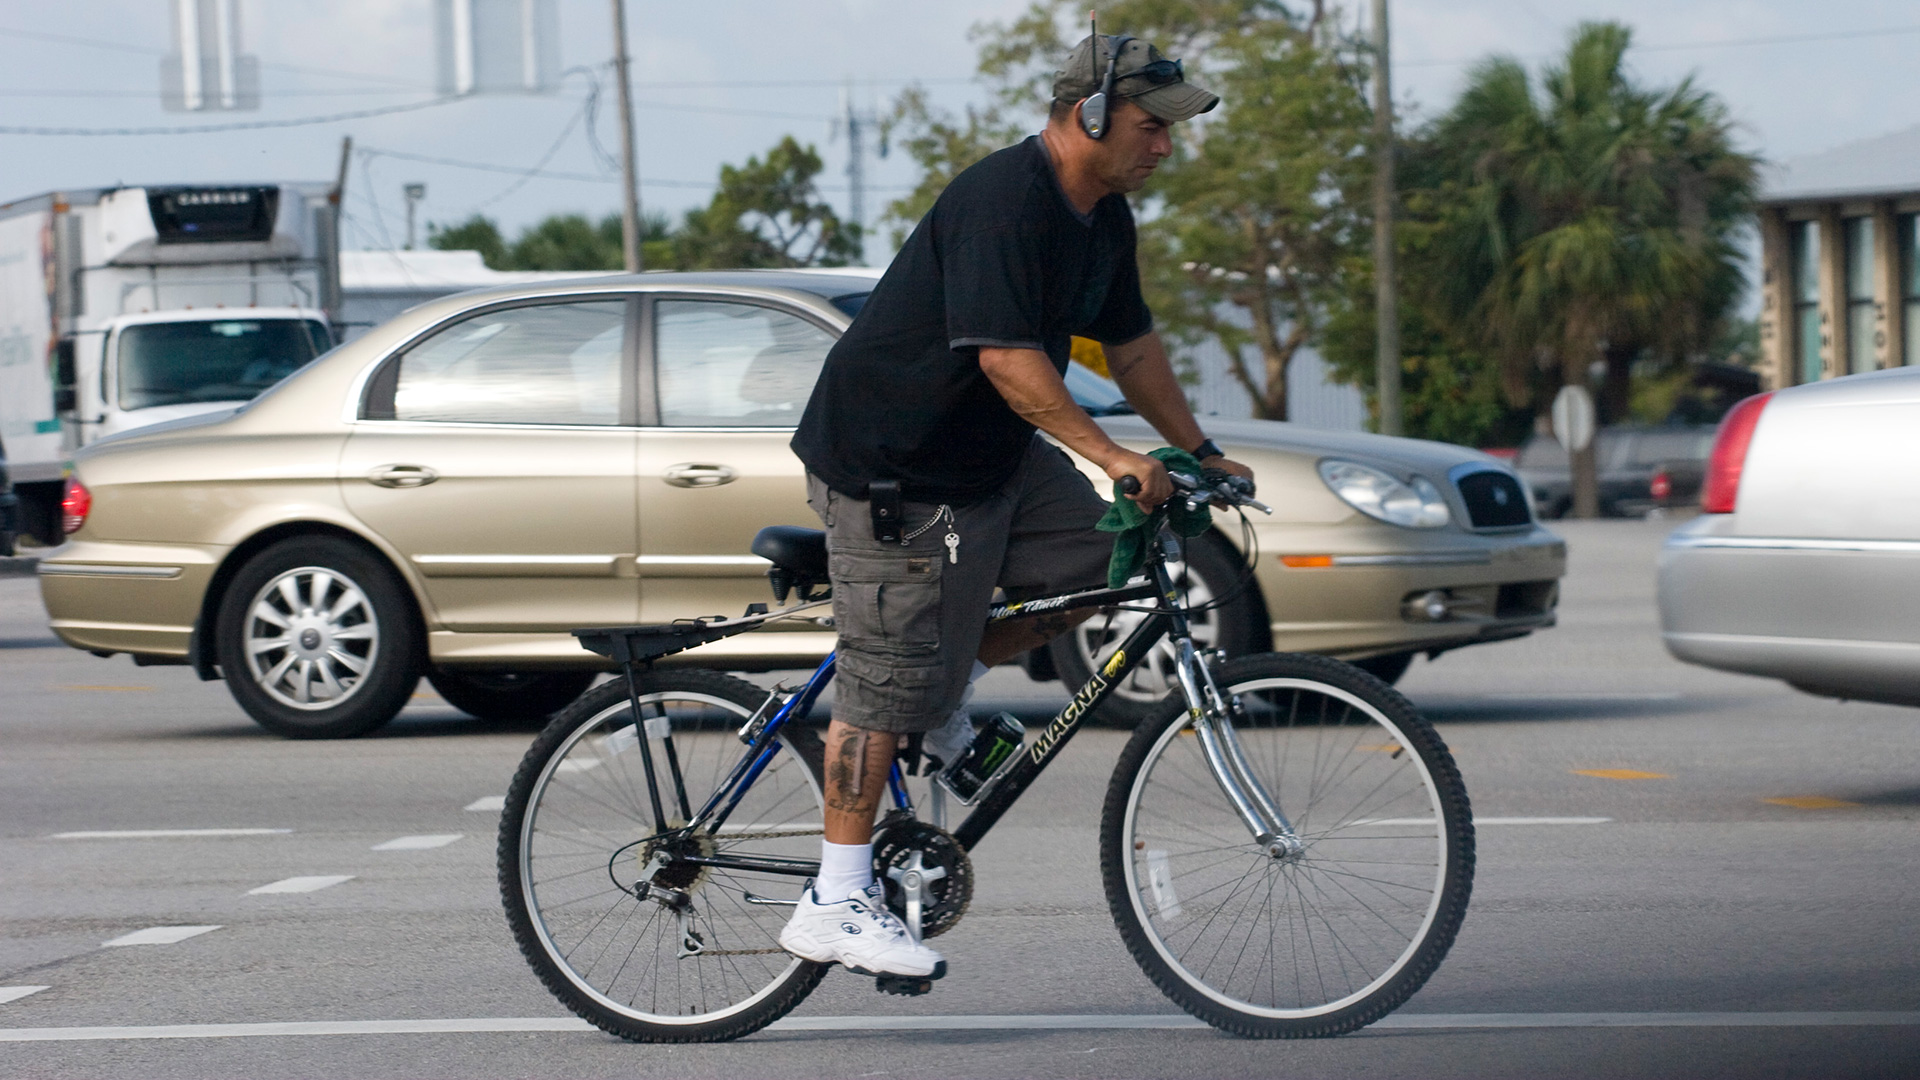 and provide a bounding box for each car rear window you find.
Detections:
[1627,430,1714,466]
